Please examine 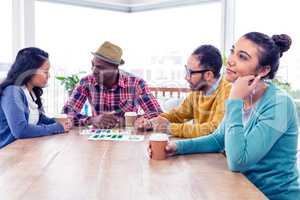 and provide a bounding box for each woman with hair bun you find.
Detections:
[0,47,72,148]
[150,32,300,199]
